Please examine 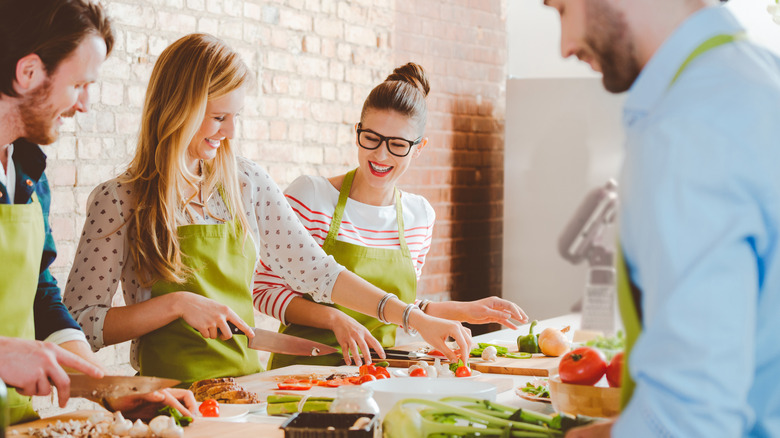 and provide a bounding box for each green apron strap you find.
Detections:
[394,189,409,255]
[616,247,641,407]
[618,31,742,409]
[324,169,356,245]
